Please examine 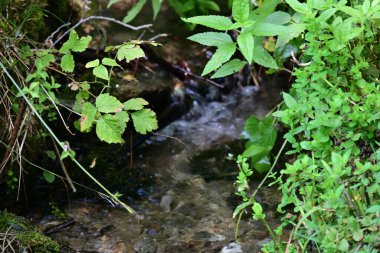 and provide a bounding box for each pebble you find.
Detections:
[220,242,243,253]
